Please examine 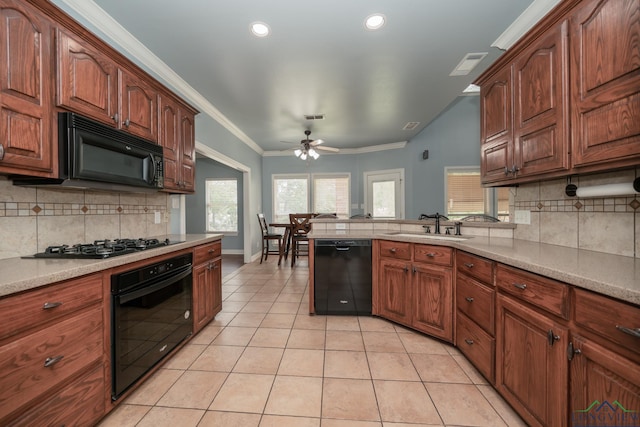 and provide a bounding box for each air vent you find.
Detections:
[304,114,325,120]
[403,121,420,130]
[449,52,488,76]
